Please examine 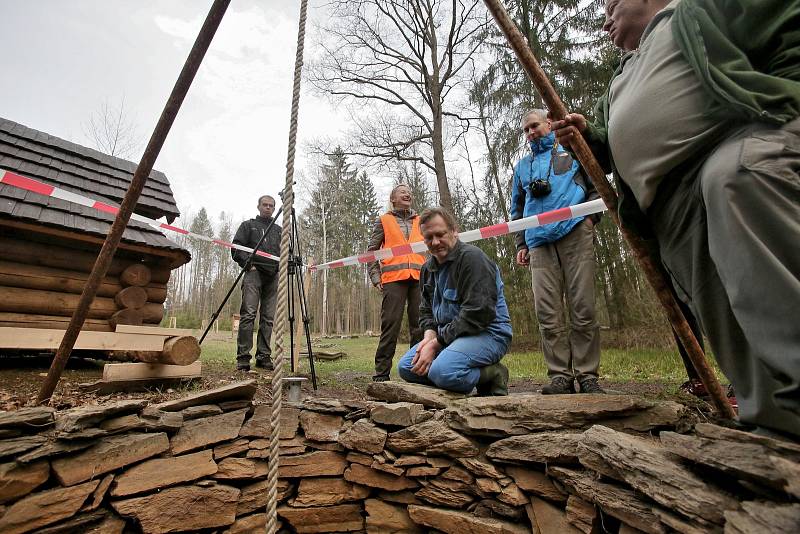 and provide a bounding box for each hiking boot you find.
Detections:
[679,379,709,399]
[236,356,251,372]
[578,377,606,394]
[236,363,251,372]
[477,362,509,396]
[372,375,390,382]
[541,376,575,395]
[255,358,274,371]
